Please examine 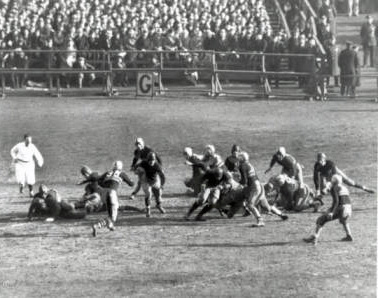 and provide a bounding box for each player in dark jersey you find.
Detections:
[304,174,353,245]
[92,161,134,236]
[313,152,374,196]
[225,144,241,182]
[240,152,288,227]
[131,137,162,170]
[265,174,322,212]
[135,152,166,217]
[130,137,162,199]
[183,147,206,196]
[75,166,106,212]
[28,184,86,221]
[184,167,231,221]
[265,147,304,187]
